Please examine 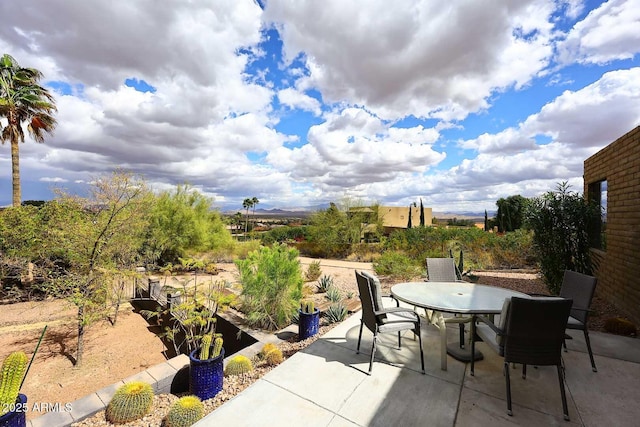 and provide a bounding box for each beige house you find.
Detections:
[378,206,433,231]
